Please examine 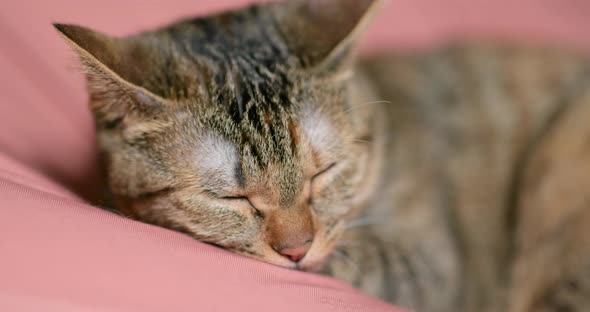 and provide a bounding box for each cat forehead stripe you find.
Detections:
[166,5,295,123]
